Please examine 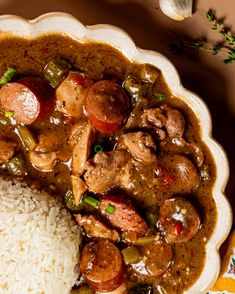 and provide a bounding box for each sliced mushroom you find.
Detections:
[76,214,120,242]
[0,139,17,164]
[29,149,71,172]
[160,137,204,167]
[71,122,93,176]
[118,132,157,164]
[71,175,88,205]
